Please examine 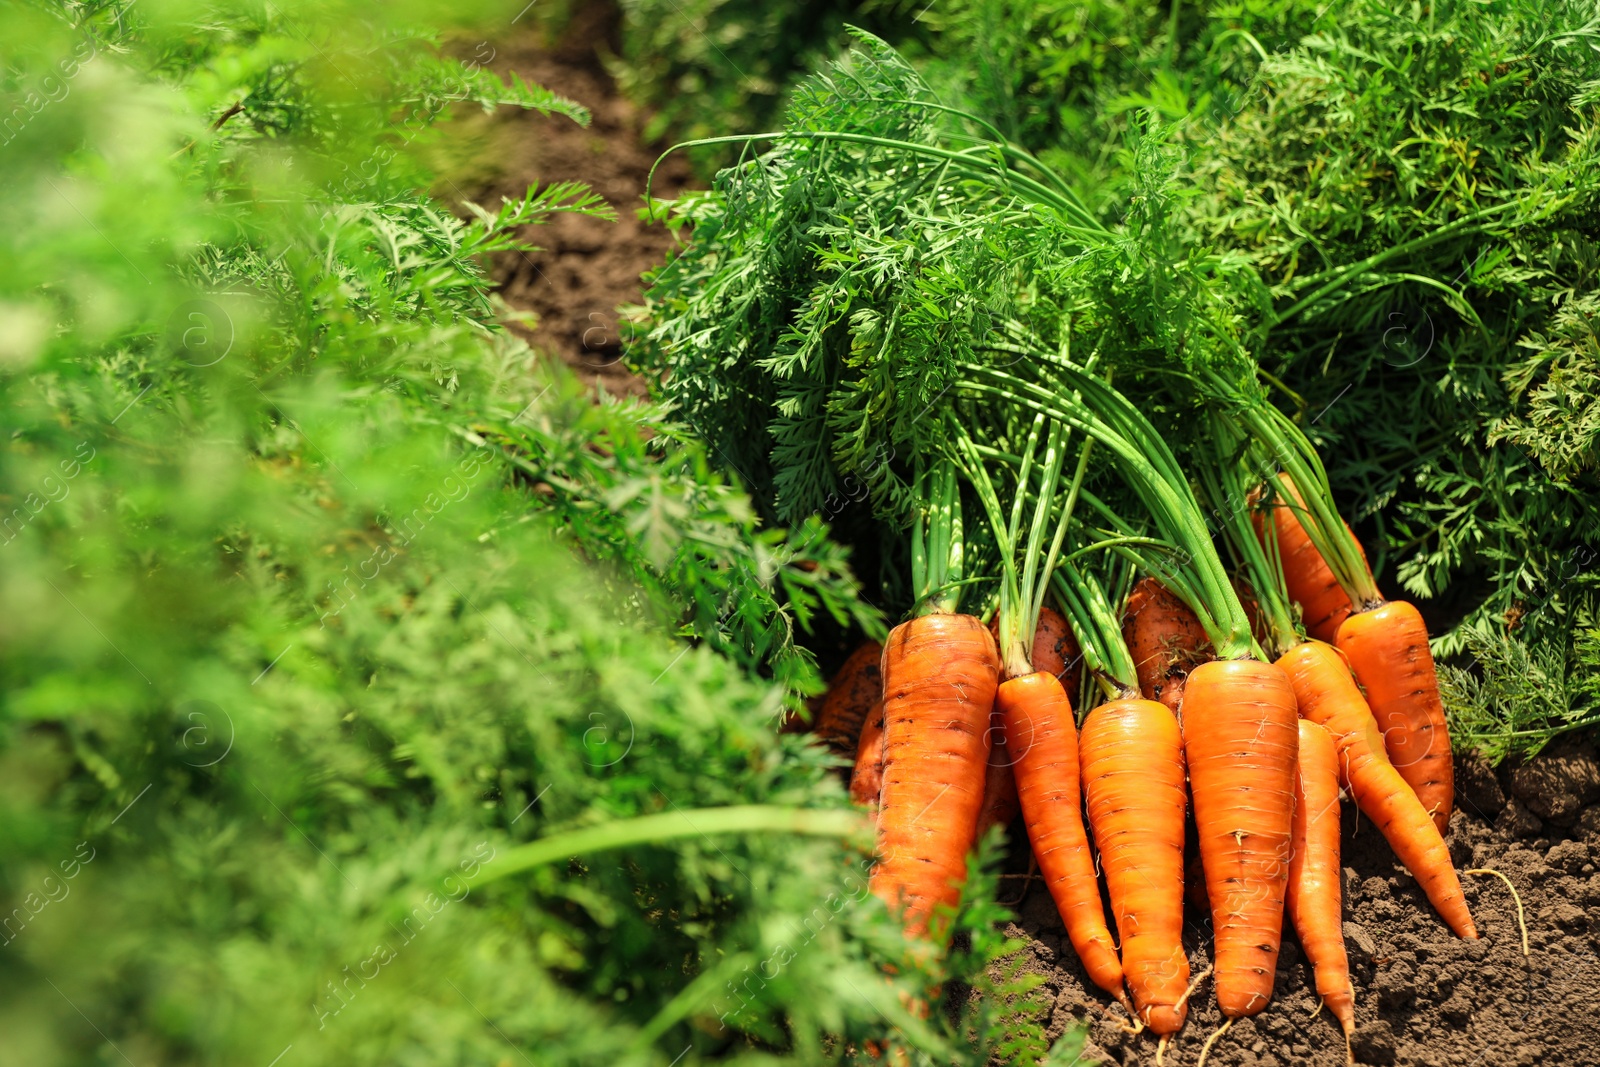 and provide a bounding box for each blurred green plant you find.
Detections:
[0,1,1066,1064]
